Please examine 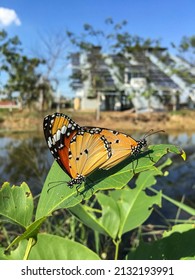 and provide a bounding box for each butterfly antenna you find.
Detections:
[47,180,69,193]
[143,129,165,139]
